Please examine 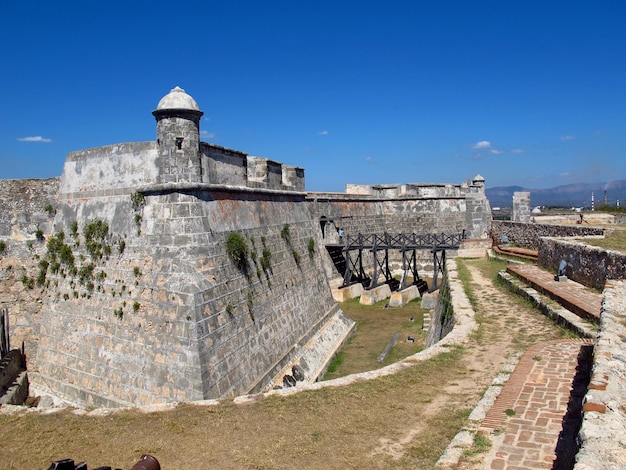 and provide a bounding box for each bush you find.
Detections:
[281,224,292,244]
[226,232,249,271]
